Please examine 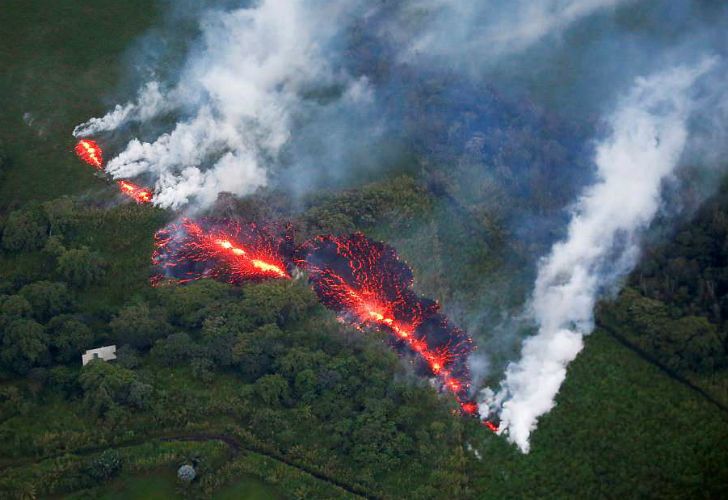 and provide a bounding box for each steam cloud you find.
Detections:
[73,0,622,210]
[74,0,370,209]
[483,58,719,453]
